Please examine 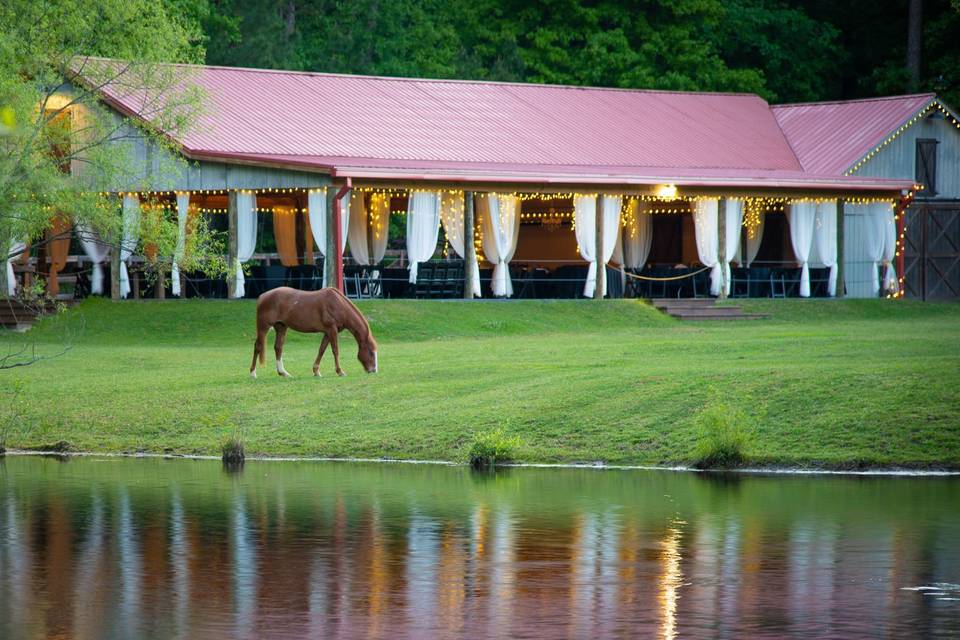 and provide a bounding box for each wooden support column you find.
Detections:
[324,187,337,288]
[463,191,476,299]
[718,198,727,299]
[836,199,845,298]
[227,190,239,299]
[594,194,605,299]
[896,198,907,297]
[156,269,166,299]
